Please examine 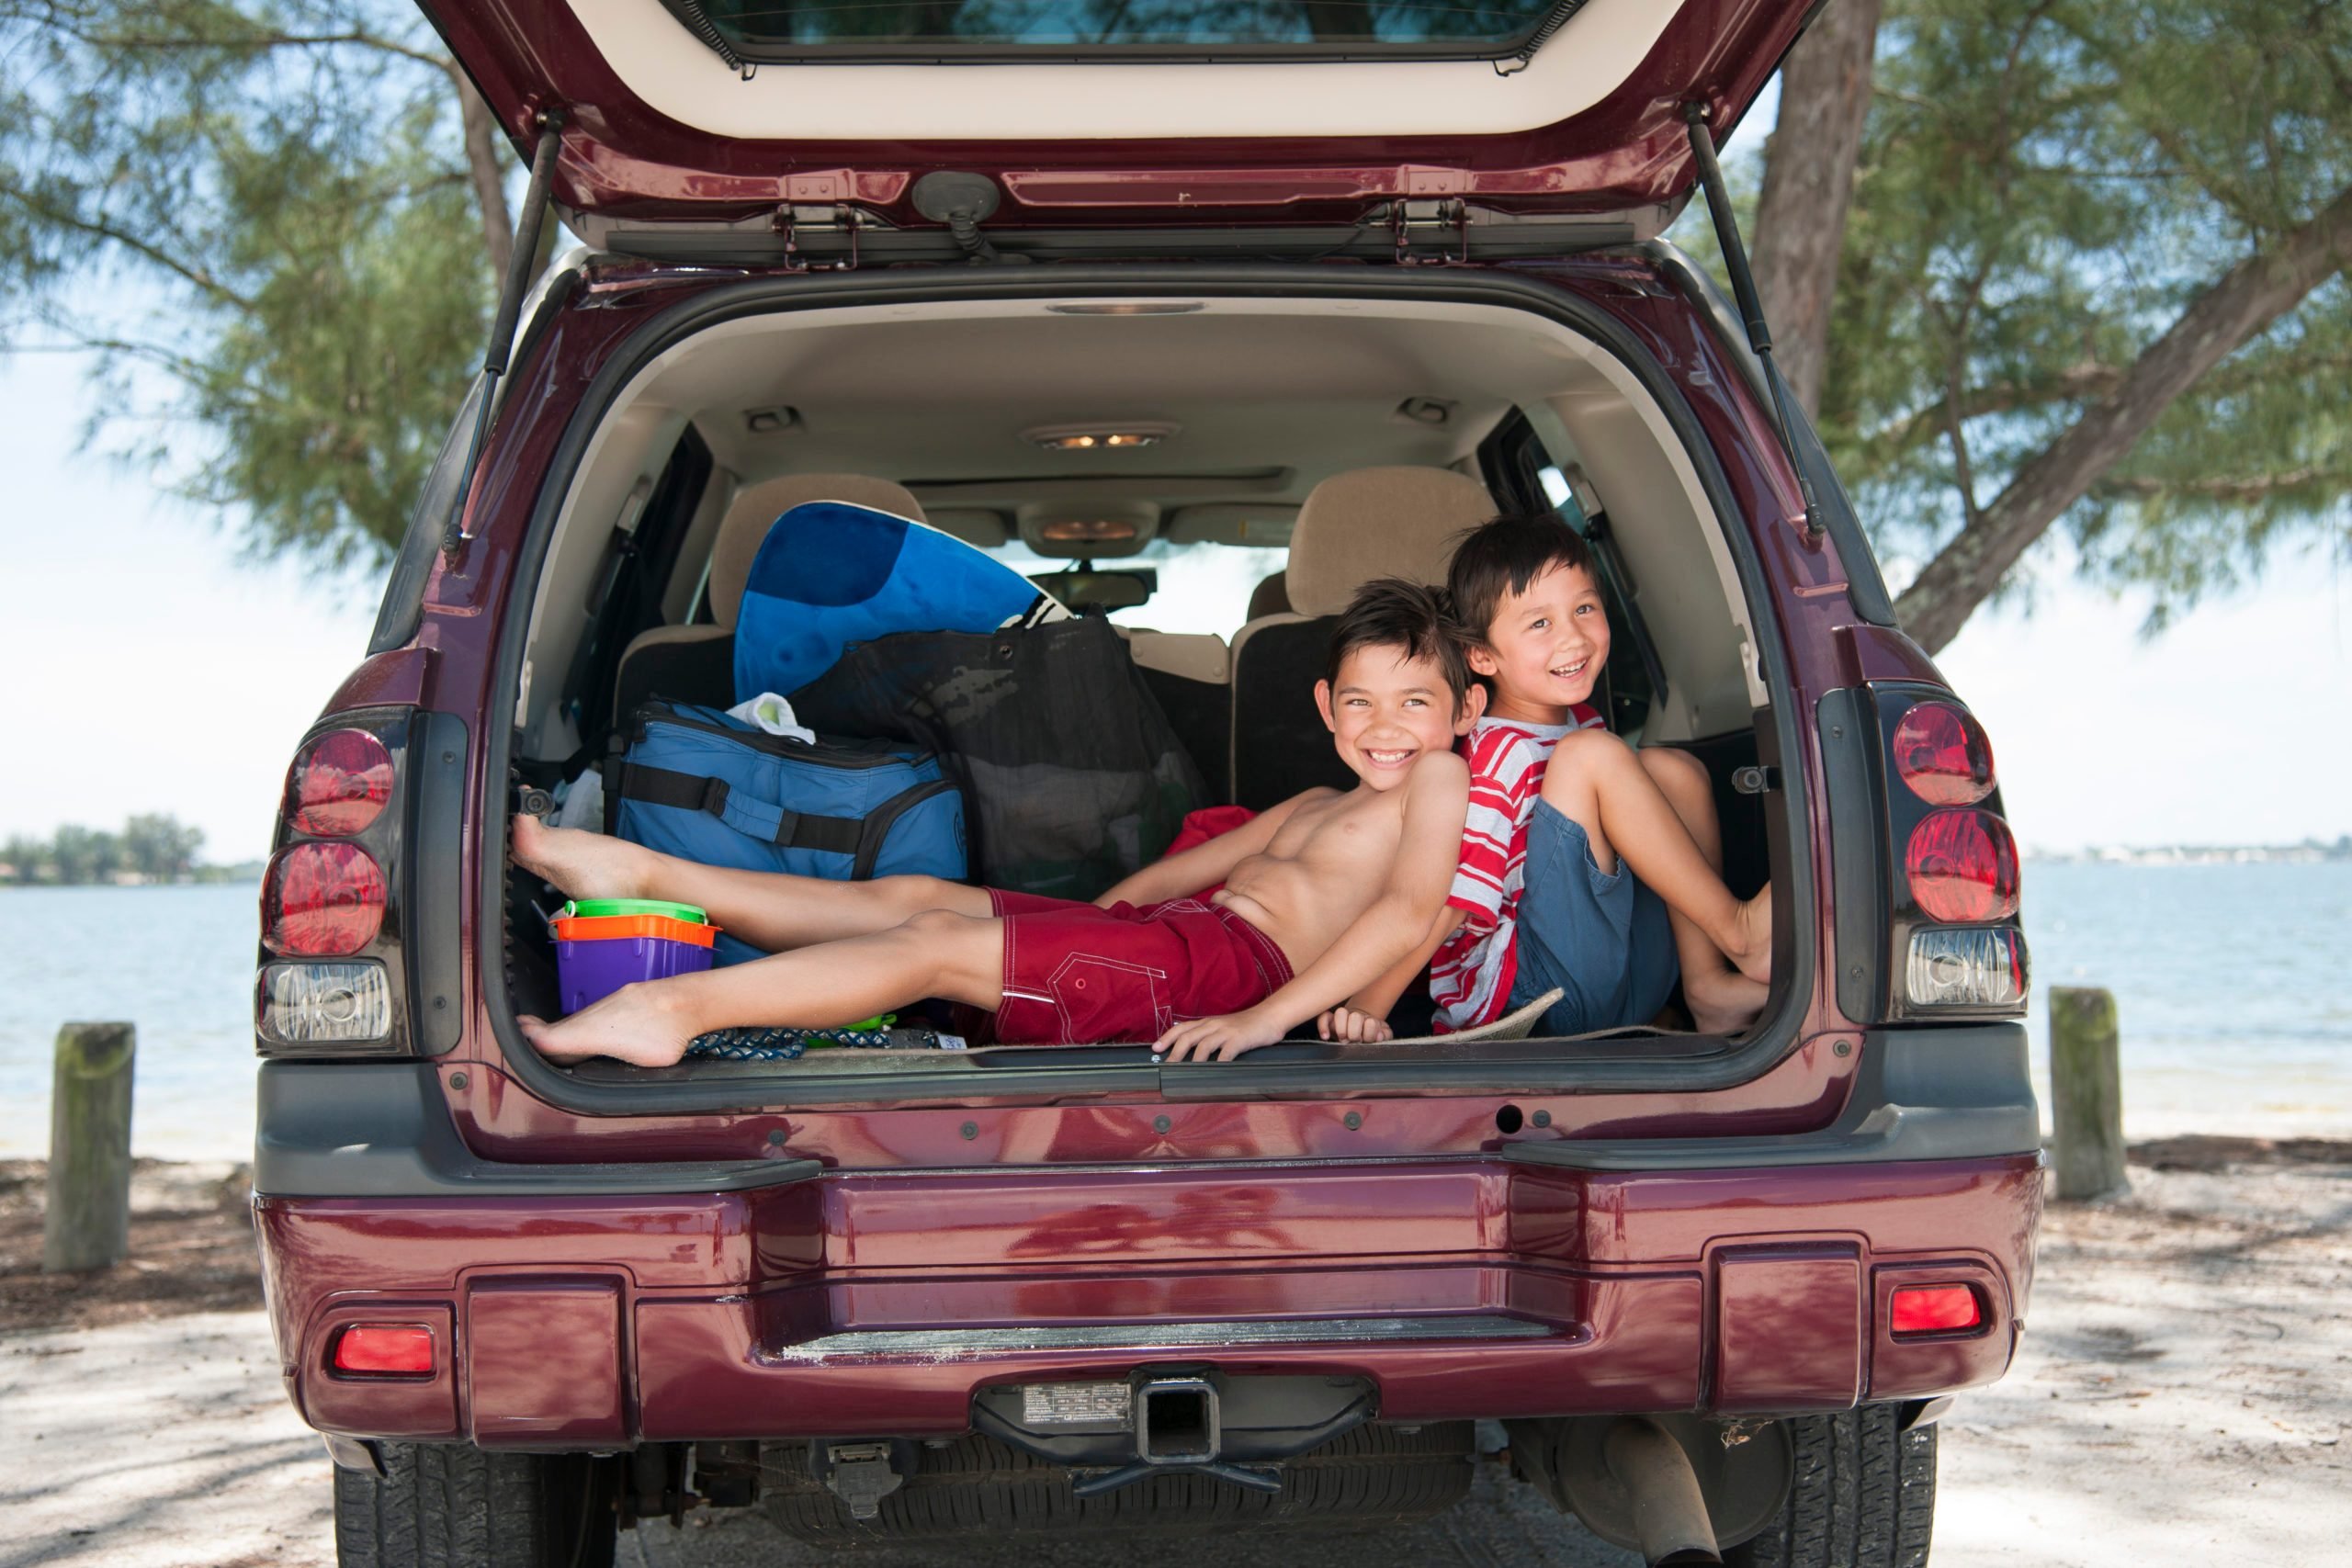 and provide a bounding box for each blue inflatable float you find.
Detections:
[731,500,1064,701]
